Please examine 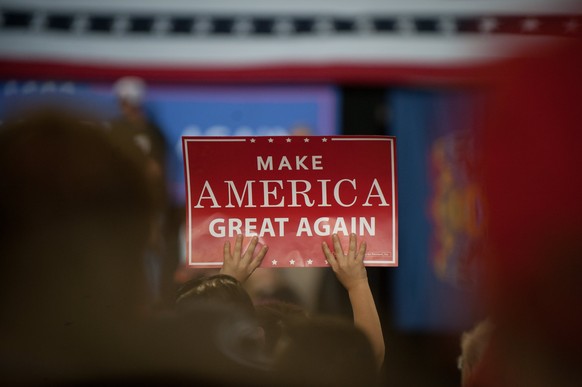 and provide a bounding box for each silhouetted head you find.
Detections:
[0,107,162,384]
[176,274,256,318]
[0,108,157,322]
